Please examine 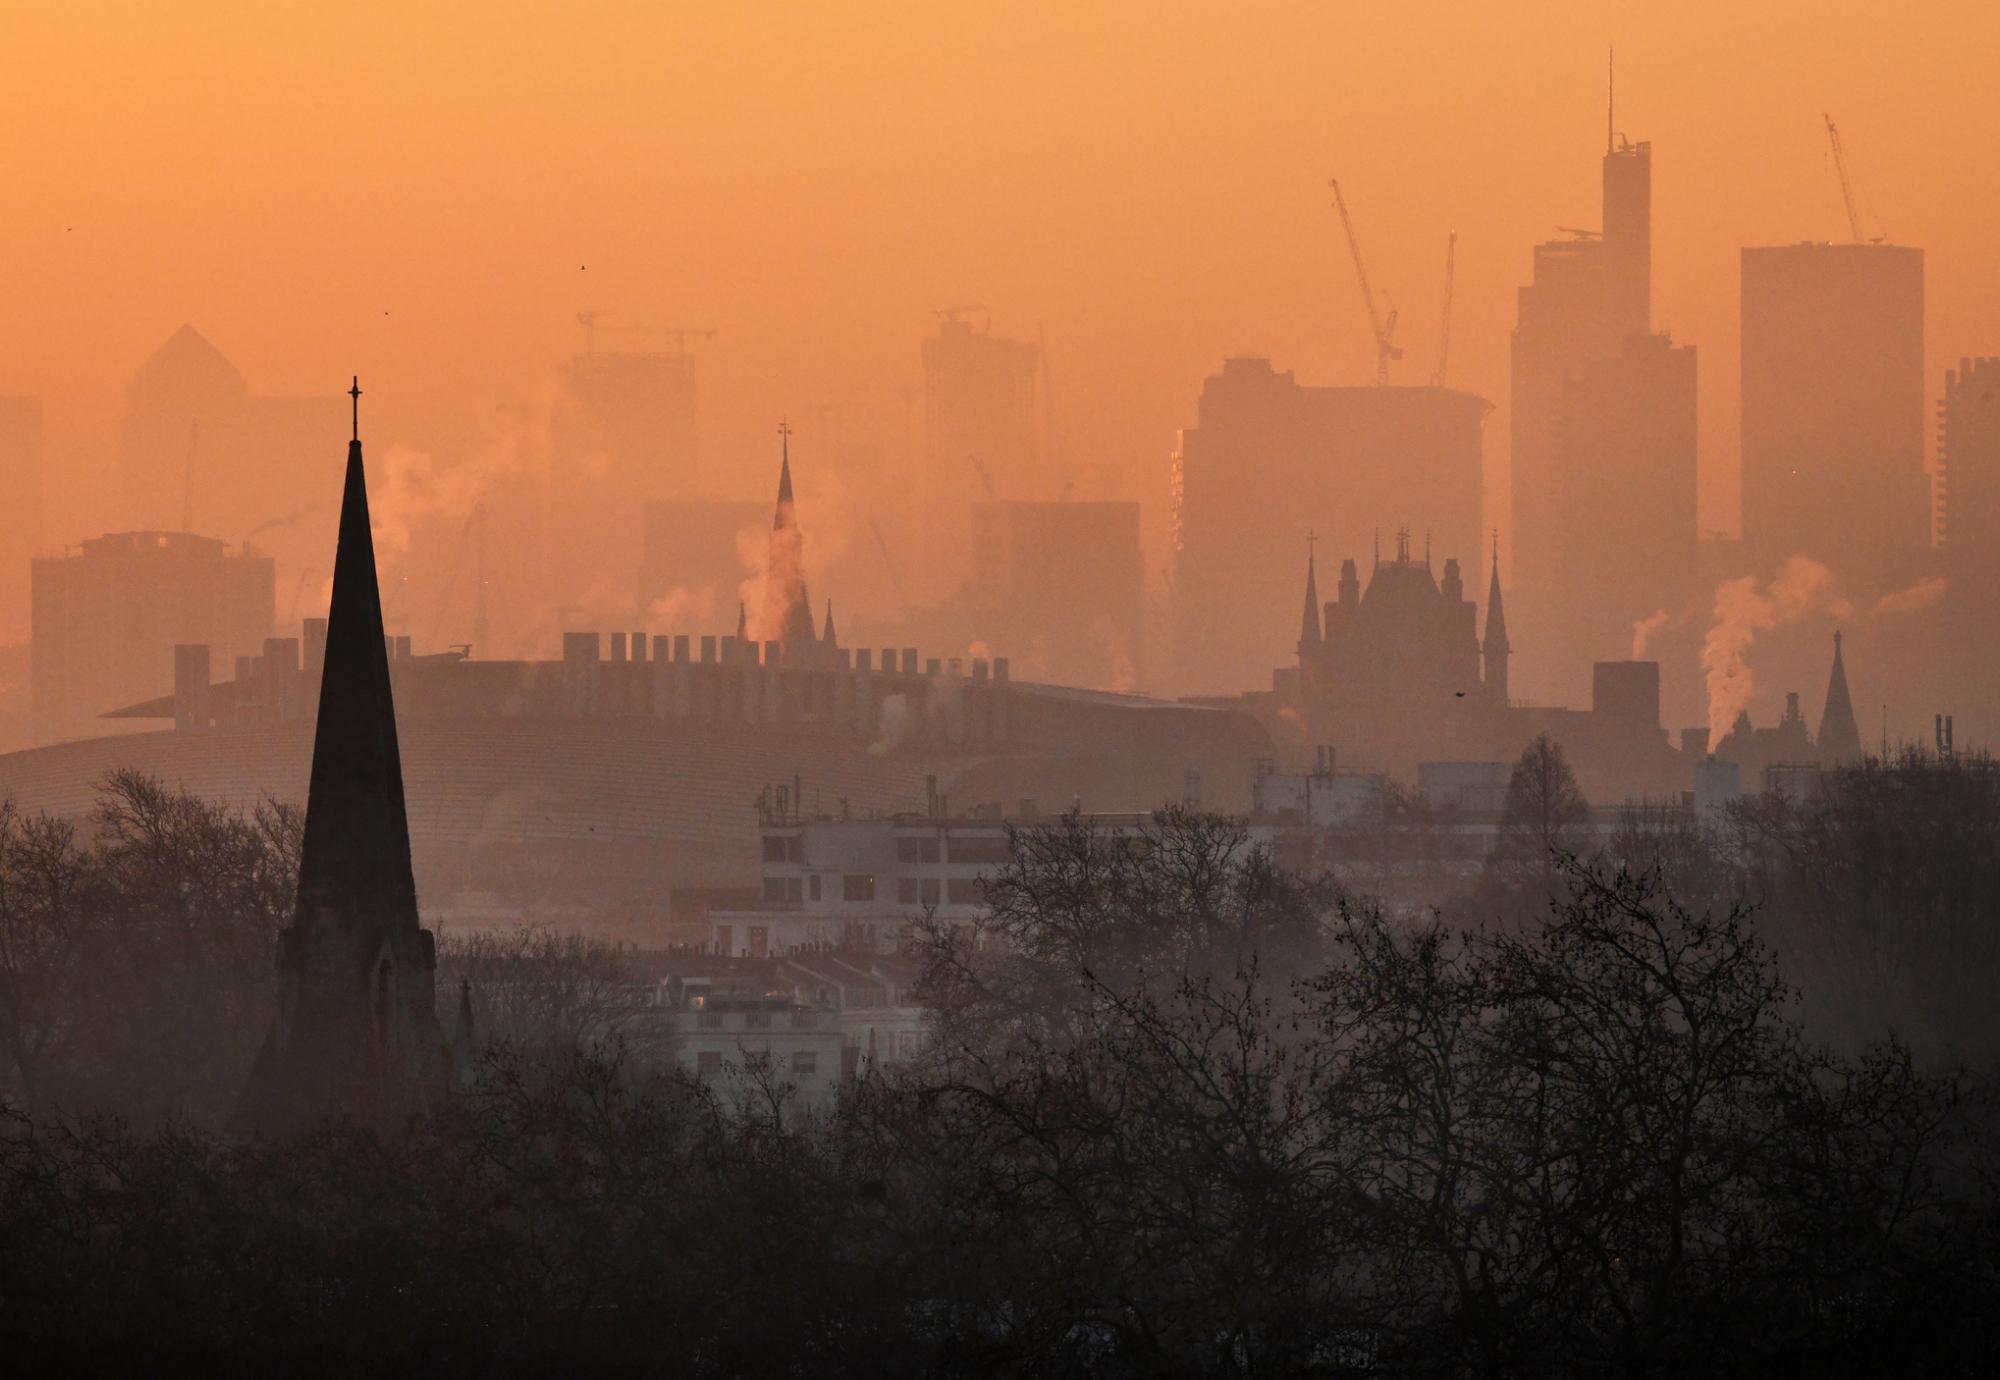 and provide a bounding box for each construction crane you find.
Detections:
[1433,231,1457,388]
[1329,178,1401,386]
[667,326,718,355]
[576,307,614,354]
[1823,114,1882,244]
[868,518,908,611]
